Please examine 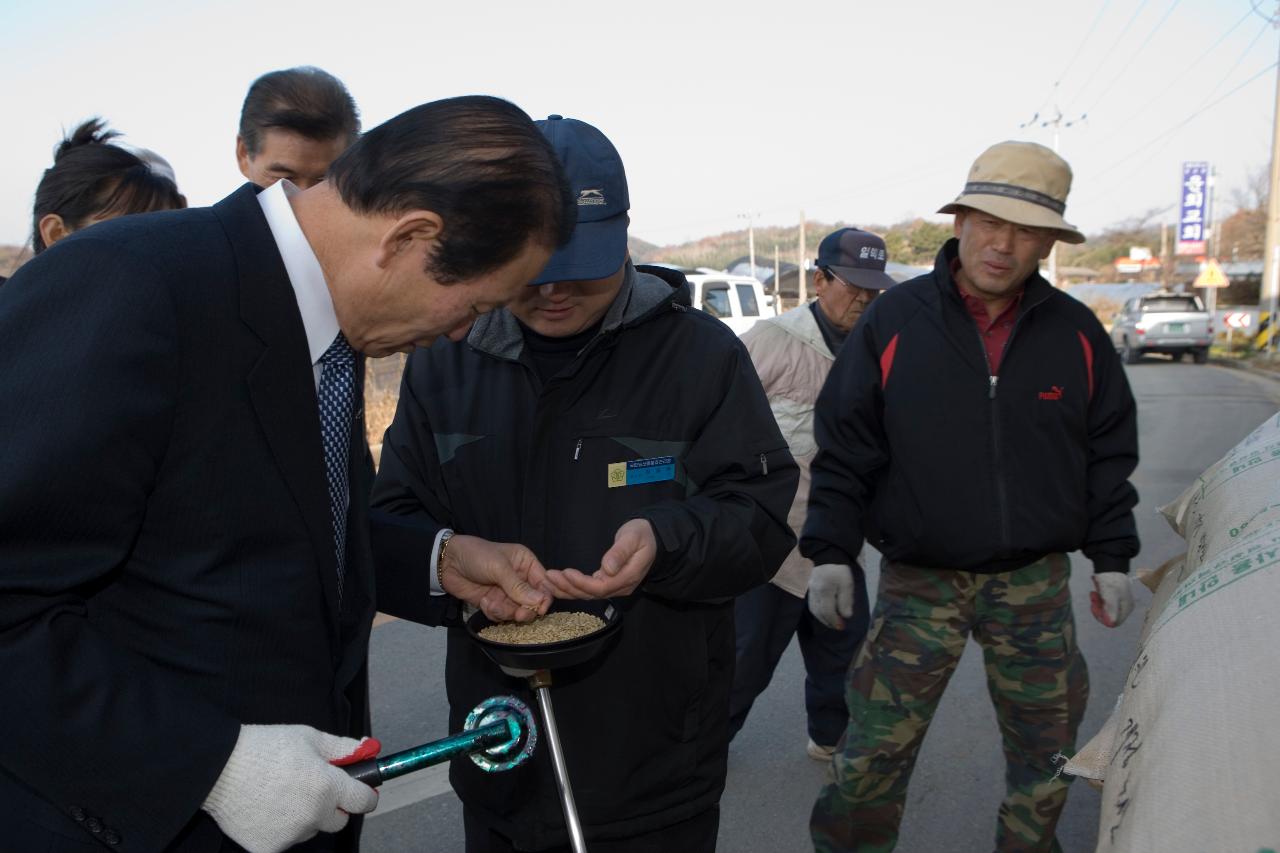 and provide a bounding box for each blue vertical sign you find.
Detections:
[1176,162,1210,256]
